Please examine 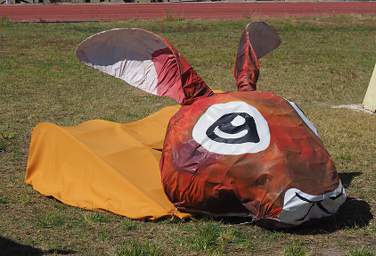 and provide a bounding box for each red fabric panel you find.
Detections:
[152,39,214,105]
[152,48,185,103]
[234,30,260,91]
[160,92,339,221]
